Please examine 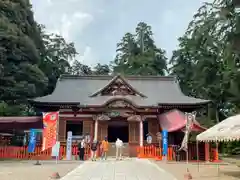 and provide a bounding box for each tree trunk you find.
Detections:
[215,108,219,123]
